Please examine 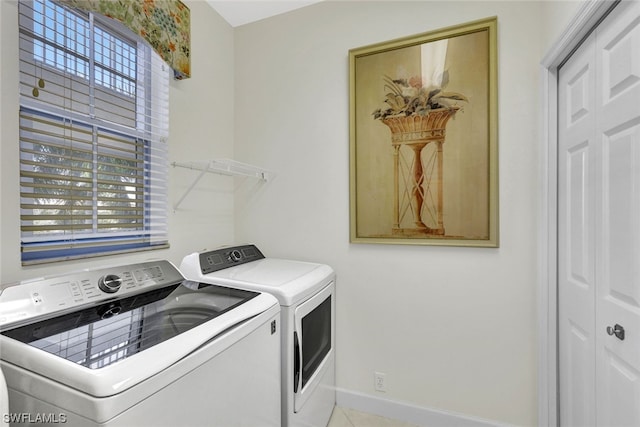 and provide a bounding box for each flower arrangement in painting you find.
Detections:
[372,72,468,120]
